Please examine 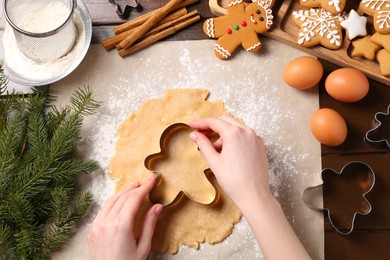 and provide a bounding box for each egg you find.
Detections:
[283,56,323,90]
[310,108,347,146]
[325,68,369,102]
